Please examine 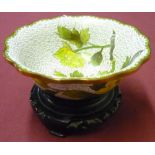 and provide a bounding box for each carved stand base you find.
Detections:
[30,85,121,137]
